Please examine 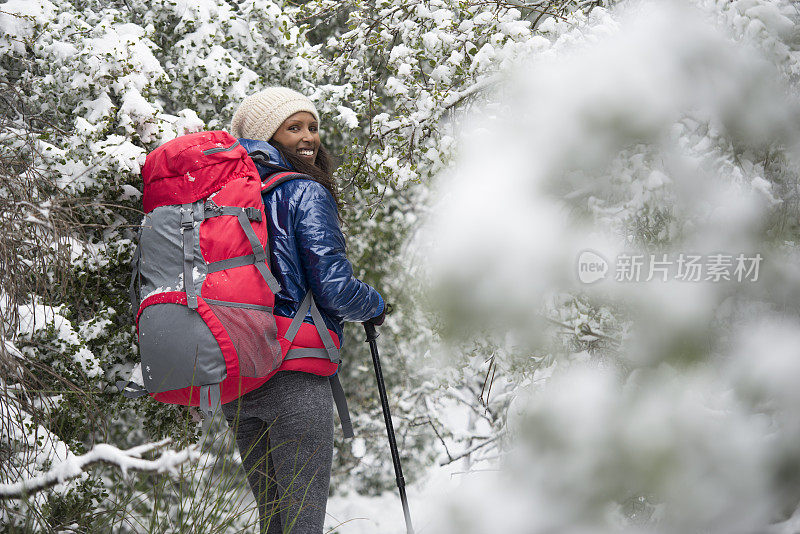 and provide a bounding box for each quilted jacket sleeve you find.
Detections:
[293,181,384,323]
